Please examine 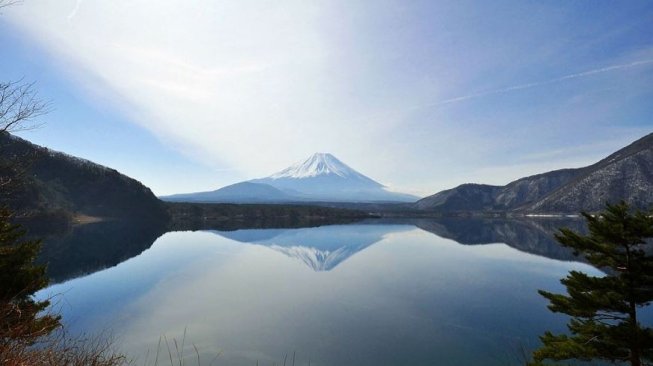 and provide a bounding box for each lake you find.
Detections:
[37,218,608,365]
